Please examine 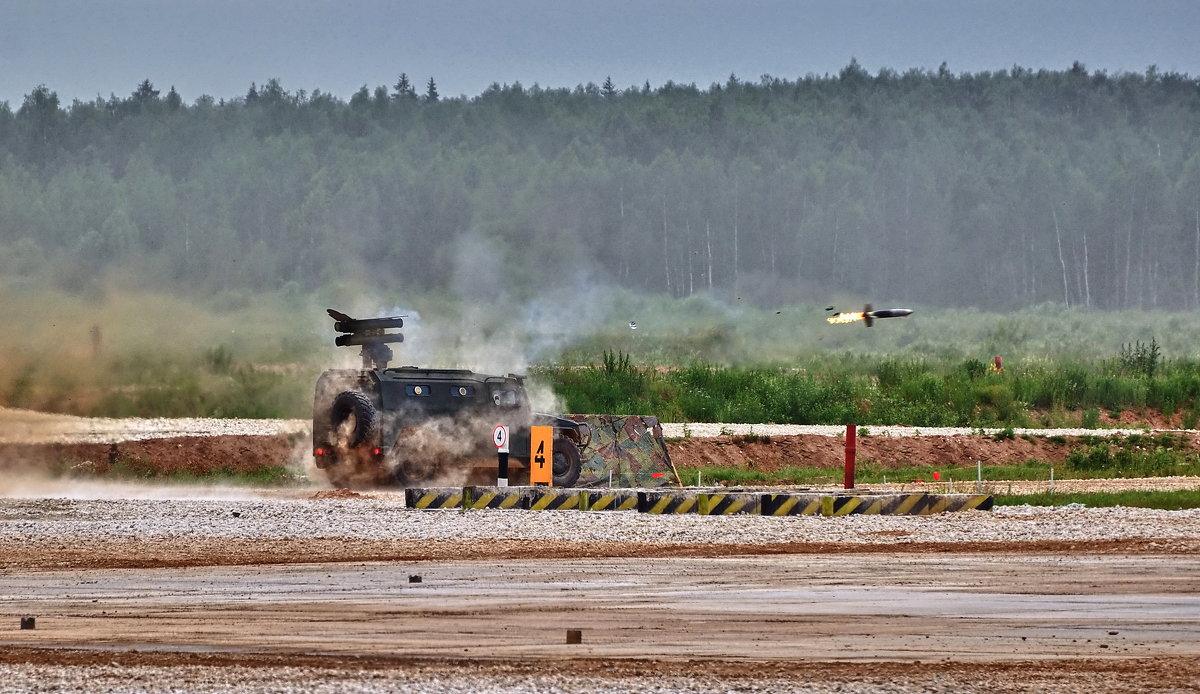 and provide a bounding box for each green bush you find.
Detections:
[204,344,235,374]
[962,358,988,380]
[1068,444,1112,471]
[1118,338,1160,378]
